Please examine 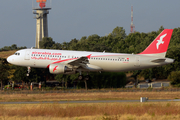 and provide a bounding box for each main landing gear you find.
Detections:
[78,72,90,90]
[78,72,90,81]
[78,75,90,80]
[27,66,31,76]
